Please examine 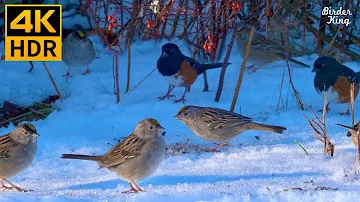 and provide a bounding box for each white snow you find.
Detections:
[1,27,360,202]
